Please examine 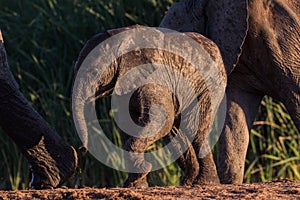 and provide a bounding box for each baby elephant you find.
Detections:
[72,25,226,187]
